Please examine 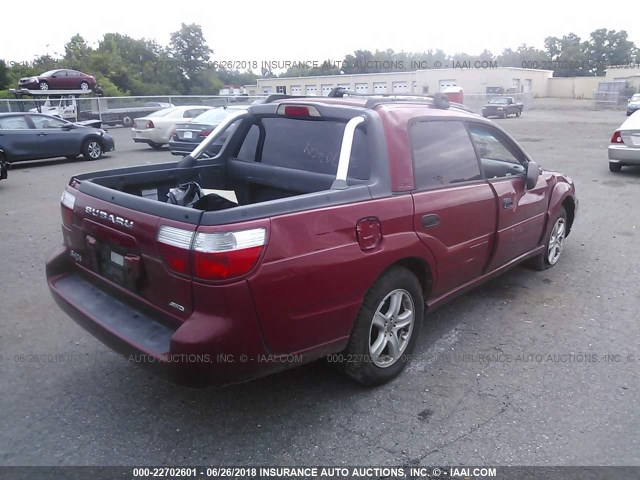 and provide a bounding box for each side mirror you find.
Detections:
[526,161,540,189]
[62,123,75,130]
